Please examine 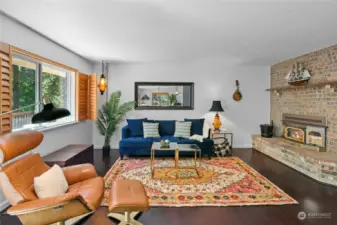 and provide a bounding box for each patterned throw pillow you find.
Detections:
[174,121,192,138]
[143,122,160,138]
